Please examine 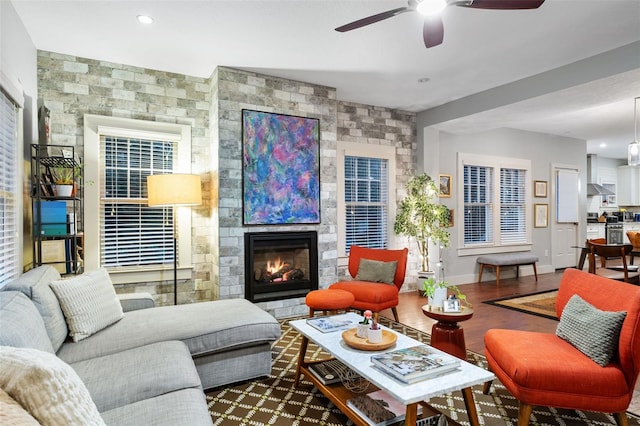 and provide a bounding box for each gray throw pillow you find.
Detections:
[355,259,398,285]
[556,294,626,367]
